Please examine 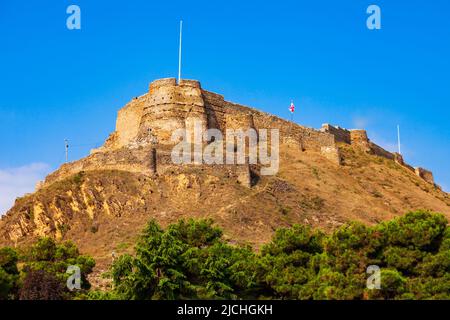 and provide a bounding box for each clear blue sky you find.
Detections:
[0,0,449,213]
